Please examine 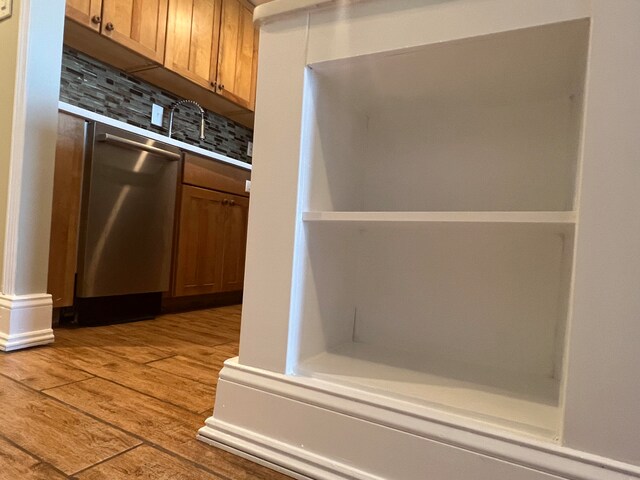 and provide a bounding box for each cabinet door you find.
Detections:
[48,113,86,308]
[220,194,249,292]
[101,0,169,63]
[66,0,103,31]
[174,185,226,296]
[216,0,259,109]
[165,0,222,90]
